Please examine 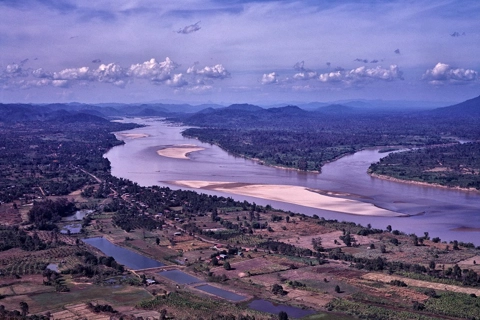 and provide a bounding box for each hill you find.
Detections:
[432,94,480,116]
